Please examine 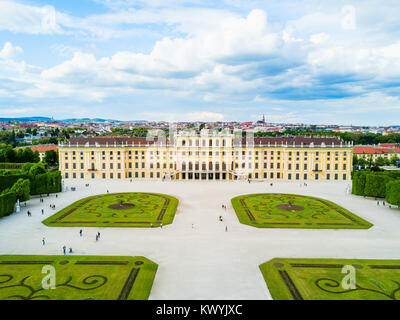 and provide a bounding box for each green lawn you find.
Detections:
[43,192,178,227]
[0,255,157,300]
[231,193,372,229]
[260,258,400,300]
